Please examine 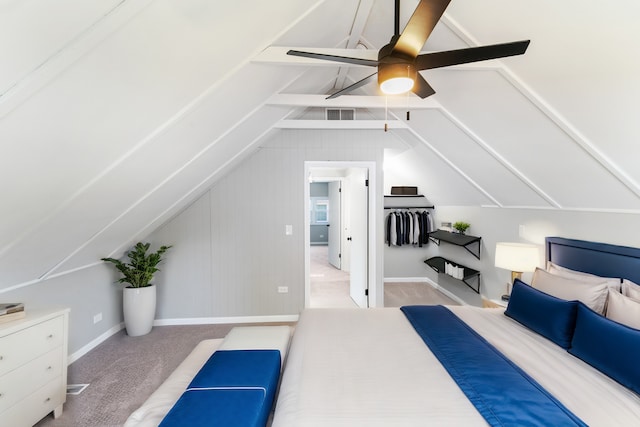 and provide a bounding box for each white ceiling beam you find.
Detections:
[334,0,376,89]
[266,93,441,109]
[273,119,407,130]
[438,106,561,208]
